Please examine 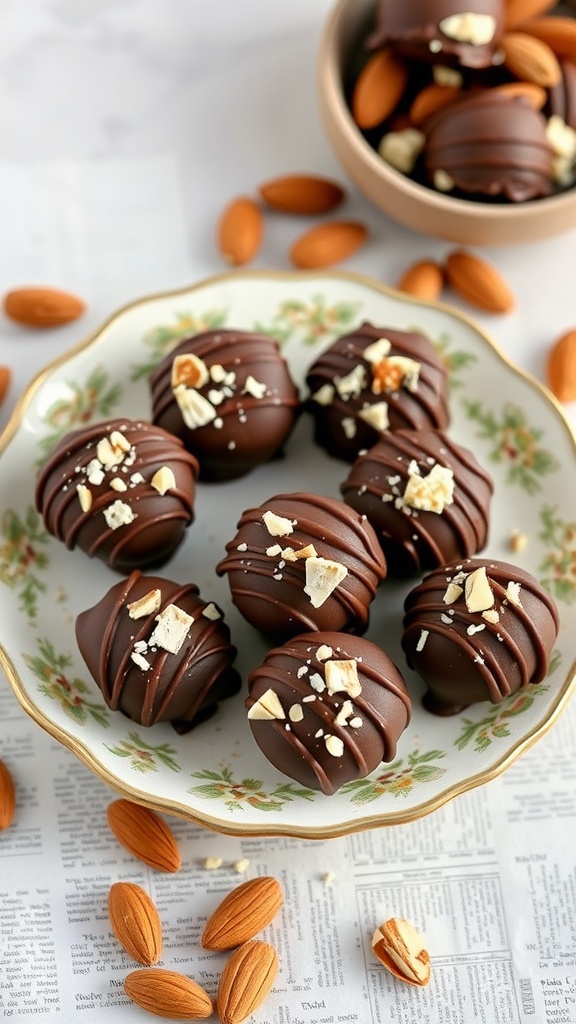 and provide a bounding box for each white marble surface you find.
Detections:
[1,0,576,435]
